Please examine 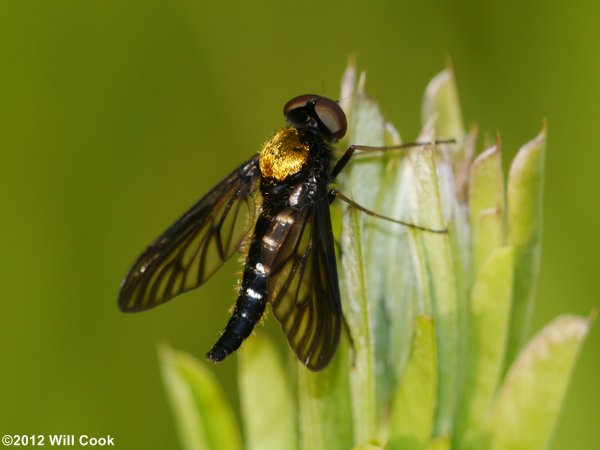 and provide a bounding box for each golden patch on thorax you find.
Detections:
[259,127,309,181]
